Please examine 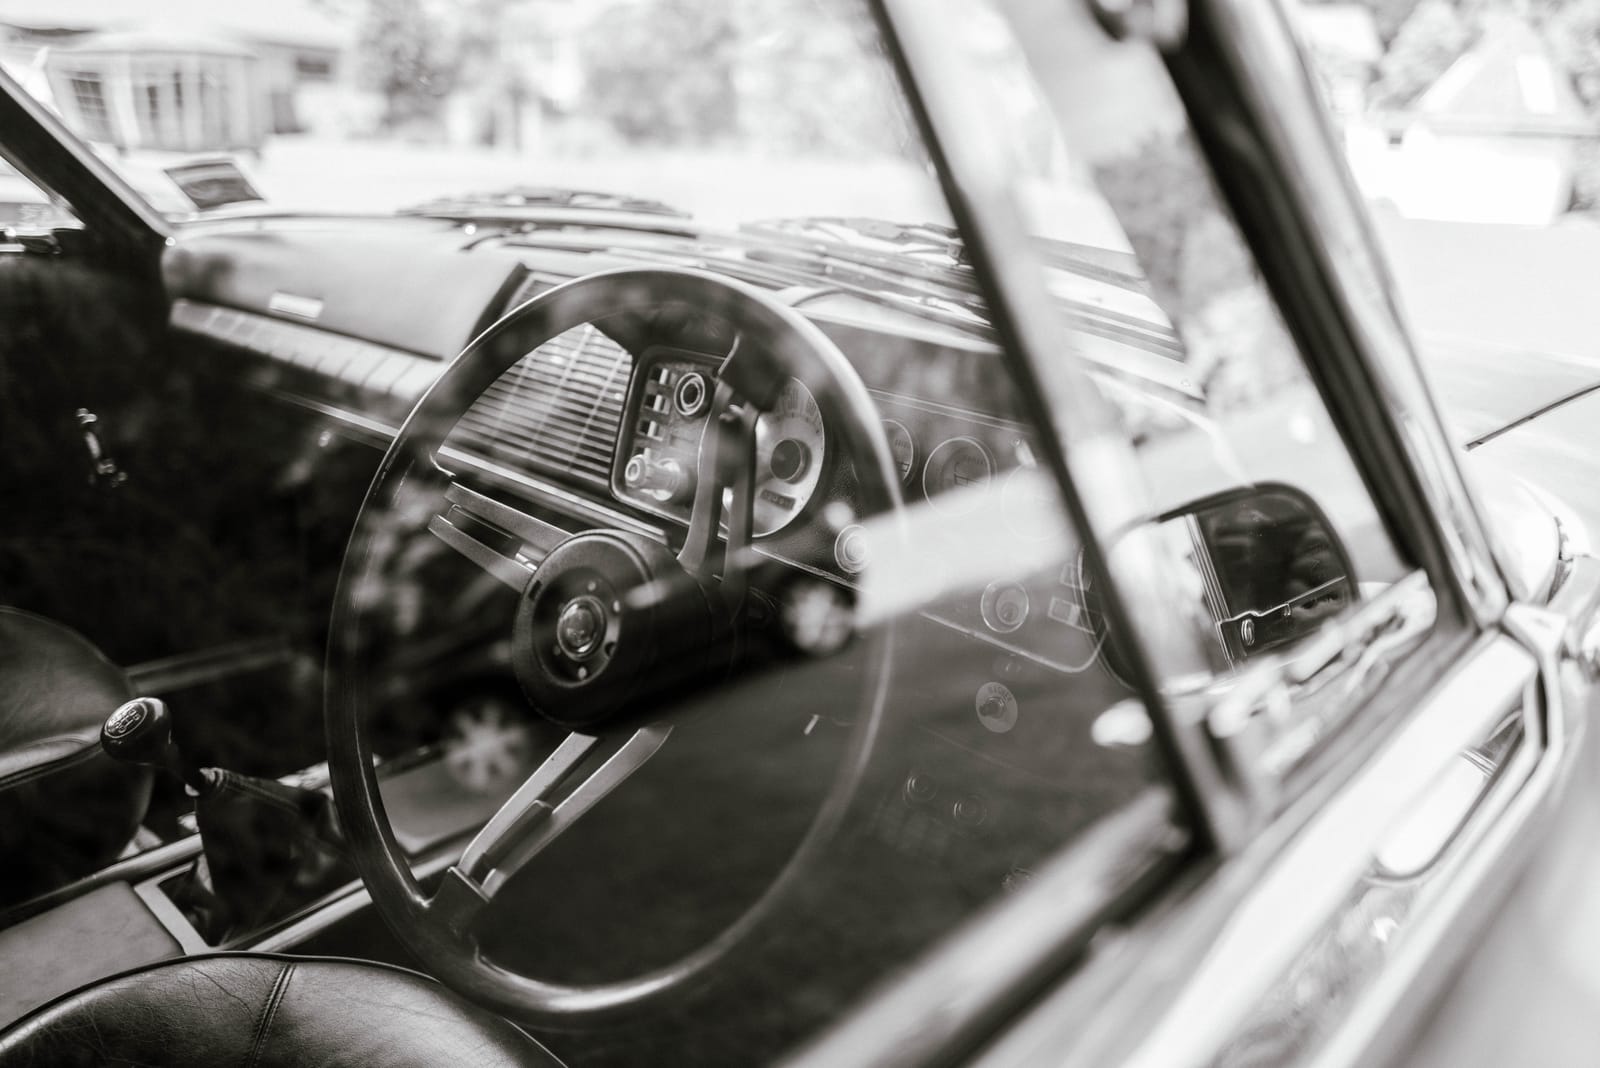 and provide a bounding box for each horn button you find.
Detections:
[512,531,716,731]
[555,595,608,660]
